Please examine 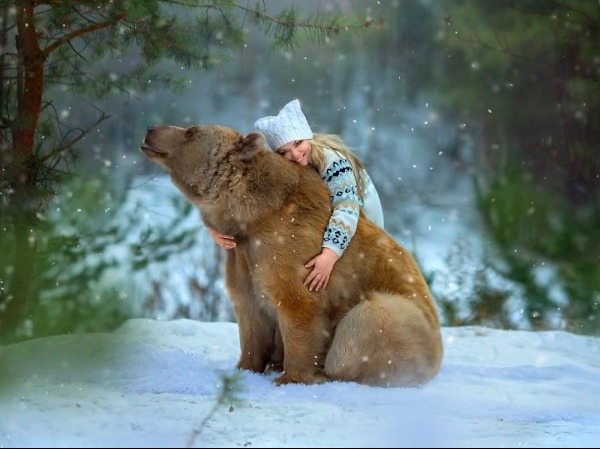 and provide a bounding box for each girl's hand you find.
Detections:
[304,248,339,292]
[207,226,236,250]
